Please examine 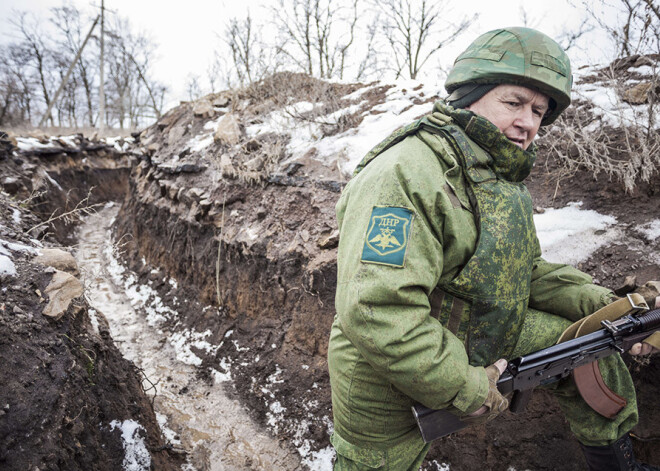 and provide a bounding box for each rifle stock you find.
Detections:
[412,307,660,443]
